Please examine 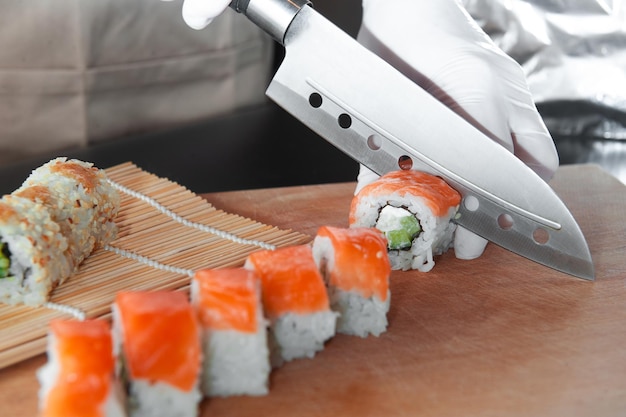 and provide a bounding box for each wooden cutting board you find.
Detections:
[1,163,624,417]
